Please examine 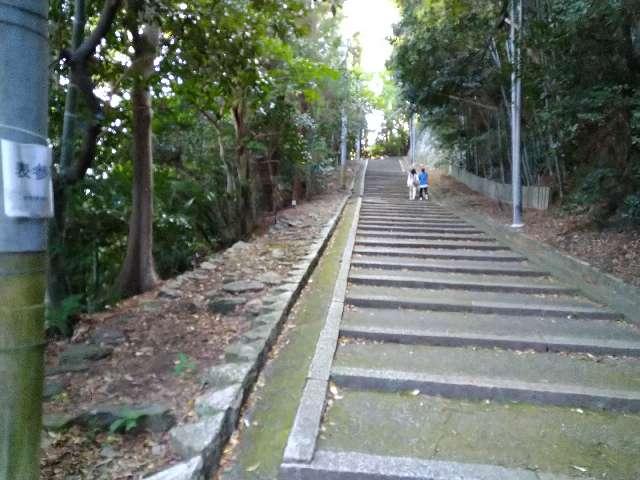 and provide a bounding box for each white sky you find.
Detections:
[340,0,400,143]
